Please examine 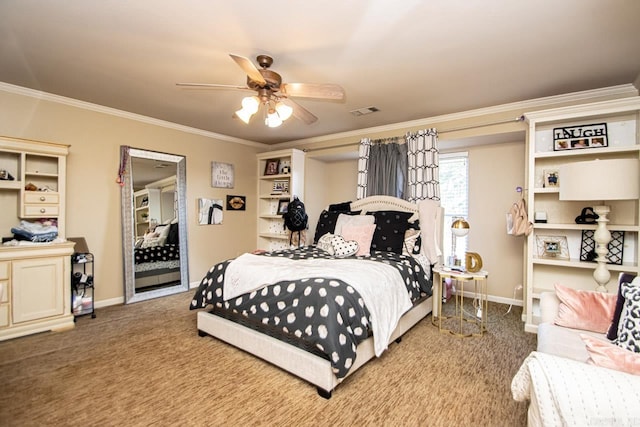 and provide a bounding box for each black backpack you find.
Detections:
[282,196,308,246]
